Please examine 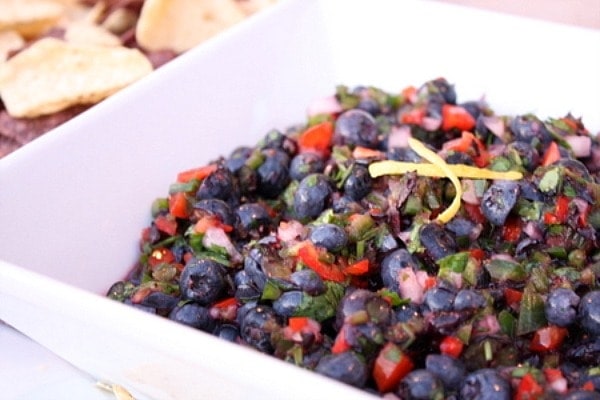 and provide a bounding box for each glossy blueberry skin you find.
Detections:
[196,167,236,202]
[454,289,487,311]
[290,269,326,296]
[258,129,297,156]
[480,181,520,226]
[138,291,179,316]
[380,248,421,293]
[194,198,235,226]
[579,290,600,336]
[309,223,348,253]
[419,223,457,261]
[397,369,444,400]
[566,337,600,365]
[293,173,333,221]
[225,146,253,173]
[446,151,474,166]
[425,354,466,391]
[344,164,373,201]
[445,217,477,238]
[545,287,580,327]
[179,258,226,305]
[334,109,380,148]
[214,323,240,343]
[336,289,391,328]
[428,78,456,104]
[272,290,304,317]
[234,270,261,302]
[243,248,267,291]
[424,286,456,312]
[387,147,421,162]
[315,352,369,388]
[289,152,325,181]
[235,203,272,237]
[168,303,215,332]
[510,115,551,146]
[459,369,511,400]
[257,149,290,198]
[240,305,281,354]
[395,303,421,323]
